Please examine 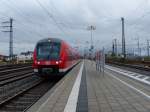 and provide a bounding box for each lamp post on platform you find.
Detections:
[87,25,96,59]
